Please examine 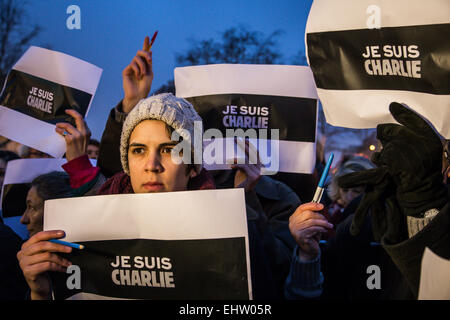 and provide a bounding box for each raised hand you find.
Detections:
[289,202,333,261]
[55,109,91,161]
[372,103,446,216]
[122,36,154,113]
[338,102,448,240]
[231,138,263,192]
